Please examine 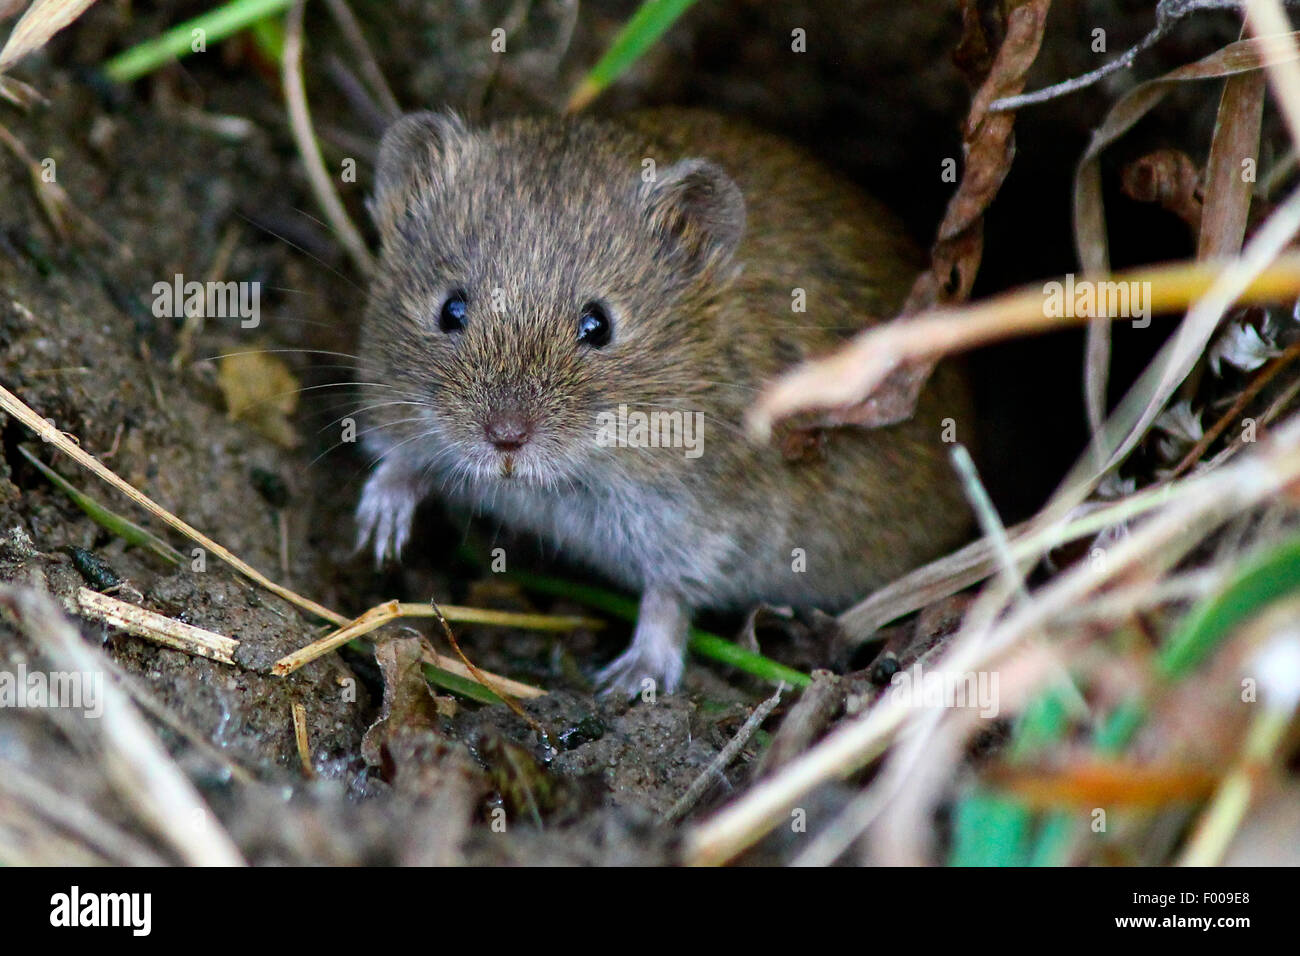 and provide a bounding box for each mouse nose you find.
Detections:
[484,414,532,451]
